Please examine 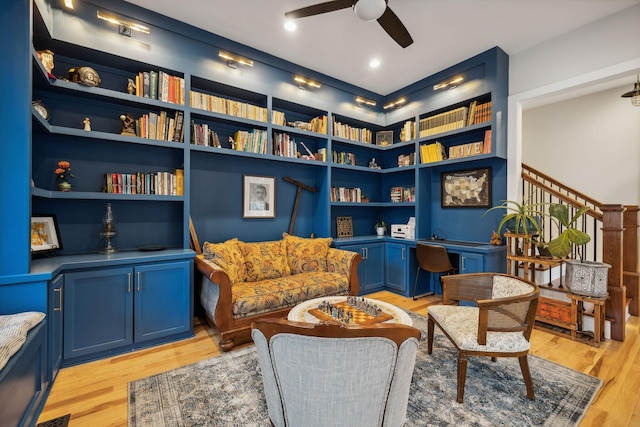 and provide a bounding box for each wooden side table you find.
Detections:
[568,293,608,346]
